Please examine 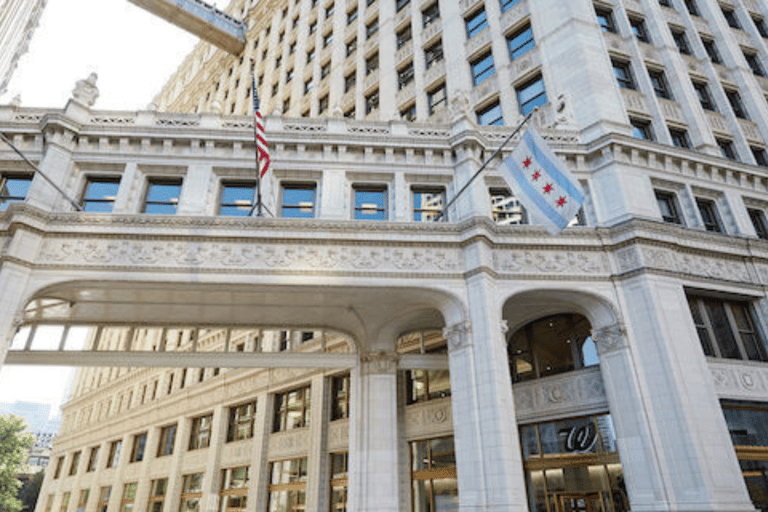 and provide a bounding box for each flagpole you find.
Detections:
[0,132,83,212]
[435,111,533,222]
[249,62,262,217]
